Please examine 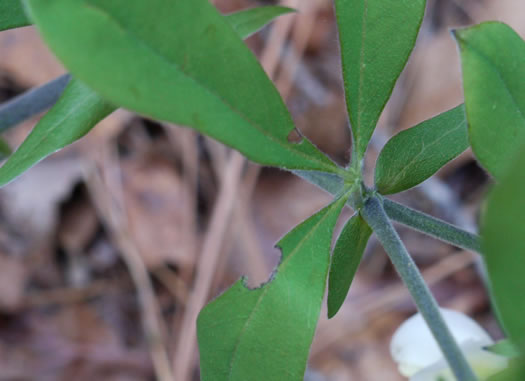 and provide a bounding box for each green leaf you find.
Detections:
[197,194,349,381]
[454,22,525,179]
[482,145,525,349]
[226,6,294,39]
[486,339,521,359]
[0,79,114,186]
[0,7,292,186]
[25,0,339,173]
[0,1,30,31]
[334,0,426,162]
[327,213,371,318]
[375,105,468,195]
[487,359,525,381]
